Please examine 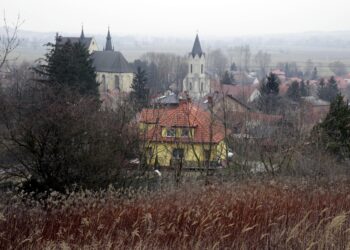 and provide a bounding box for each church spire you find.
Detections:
[80,25,85,39]
[104,27,113,51]
[191,34,203,58]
